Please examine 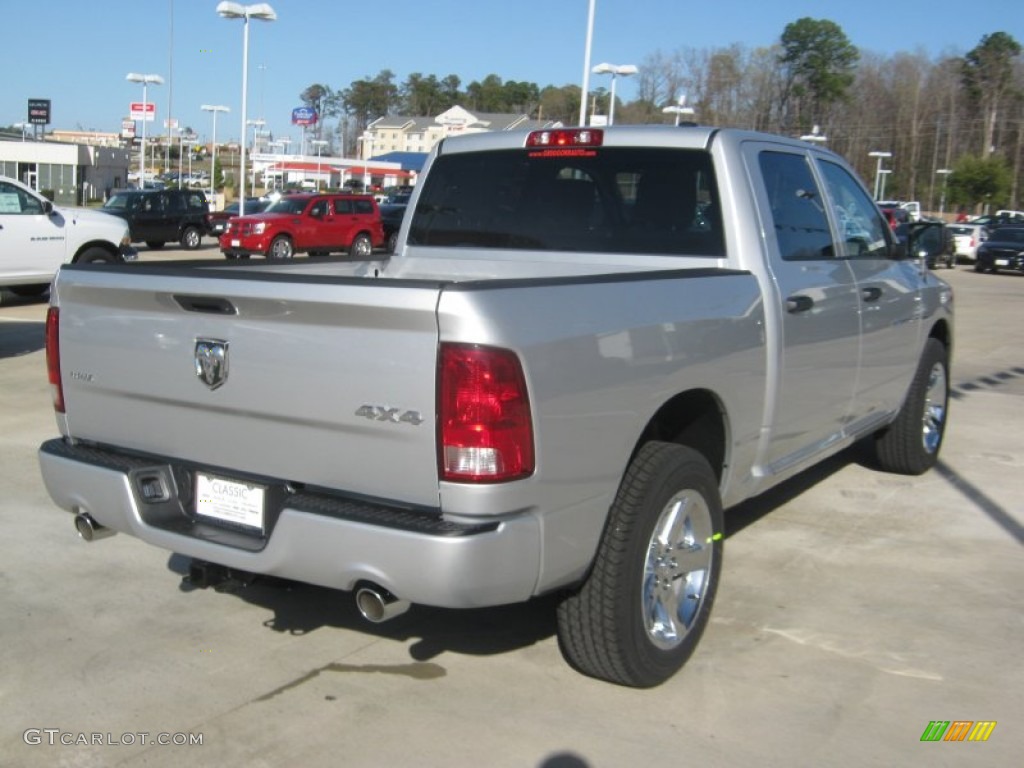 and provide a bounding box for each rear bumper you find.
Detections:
[38,439,542,609]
